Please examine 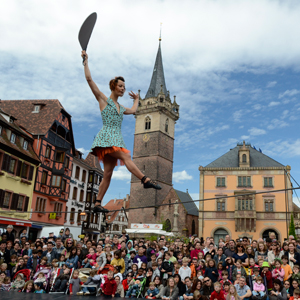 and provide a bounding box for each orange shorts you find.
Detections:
[92,146,130,166]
